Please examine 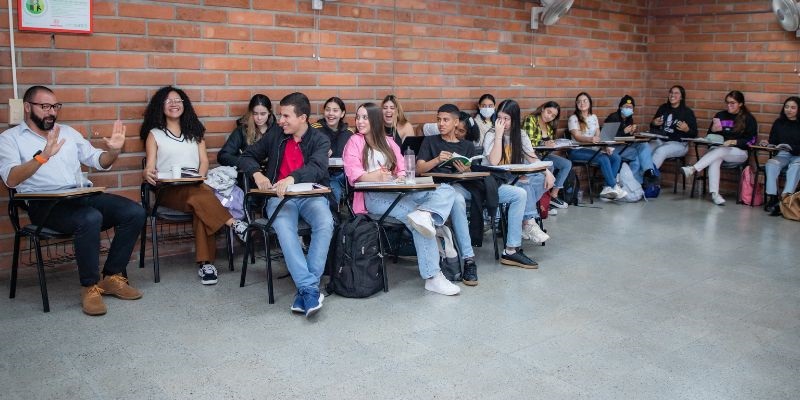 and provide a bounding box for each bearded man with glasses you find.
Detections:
[0,85,146,316]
